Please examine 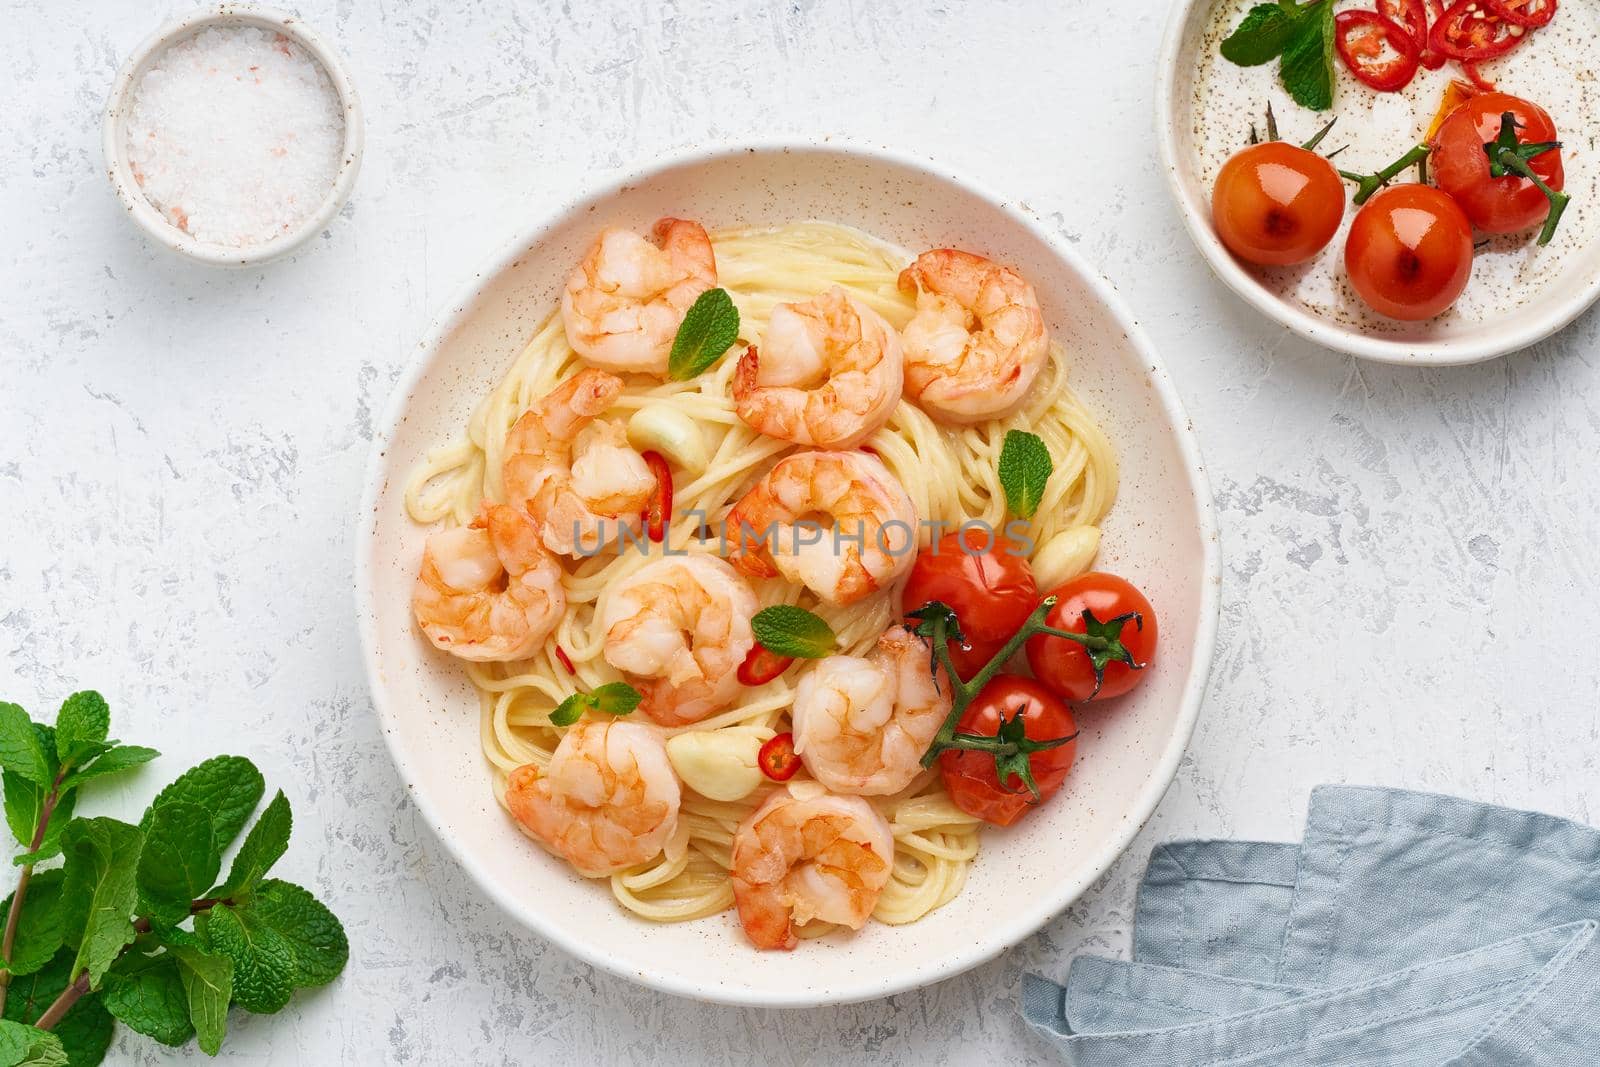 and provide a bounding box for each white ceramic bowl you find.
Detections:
[356,141,1221,1007]
[102,4,364,267]
[1158,0,1600,365]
